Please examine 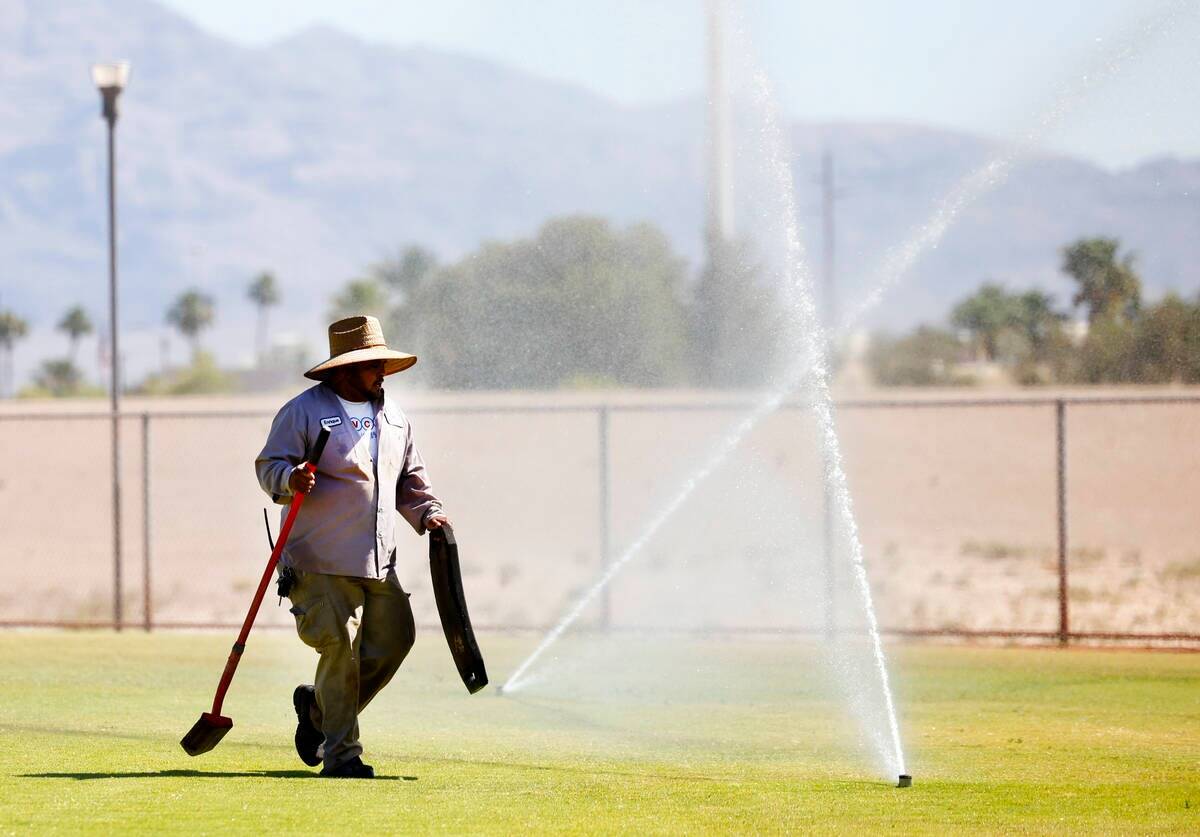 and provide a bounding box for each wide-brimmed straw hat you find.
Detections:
[304,315,417,381]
